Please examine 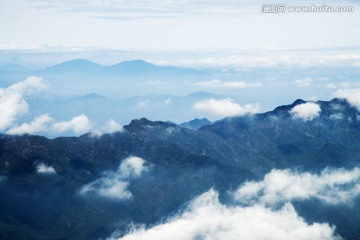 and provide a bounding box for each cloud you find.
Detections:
[103,119,123,133]
[137,100,150,109]
[80,156,147,200]
[113,167,360,240]
[290,102,321,121]
[146,80,161,85]
[91,119,124,136]
[165,98,172,105]
[112,189,340,240]
[334,88,360,111]
[293,78,312,87]
[326,83,337,89]
[233,168,360,206]
[7,114,53,135]
[192,98,260,117]
[194,79,261,88]
[53,114,92,135]
[0,76,46,131]
[36,162,56,174]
